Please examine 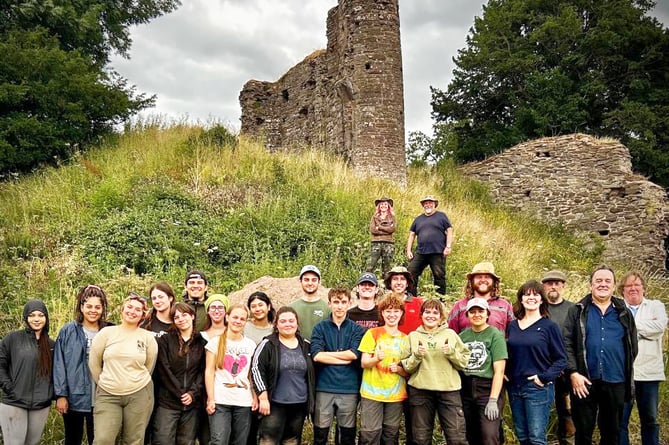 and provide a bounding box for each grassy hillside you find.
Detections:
[0,124,666,443]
